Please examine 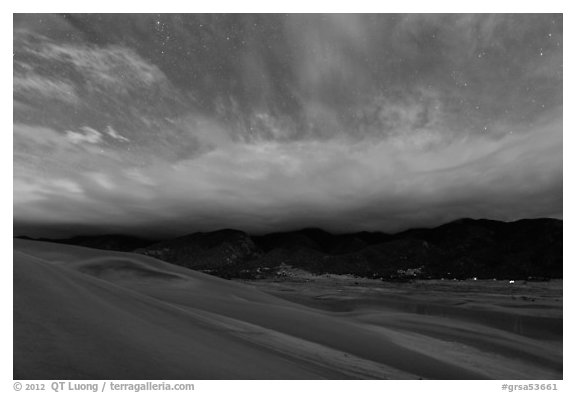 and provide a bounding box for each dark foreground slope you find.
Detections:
[14,239,561,379]
[24,234,156,252]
